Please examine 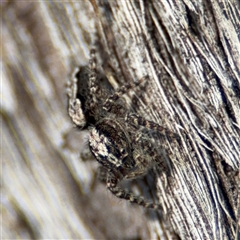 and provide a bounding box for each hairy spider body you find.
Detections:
[67,66,114,129]
[89,119,131,169]
[67,49,177,209]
